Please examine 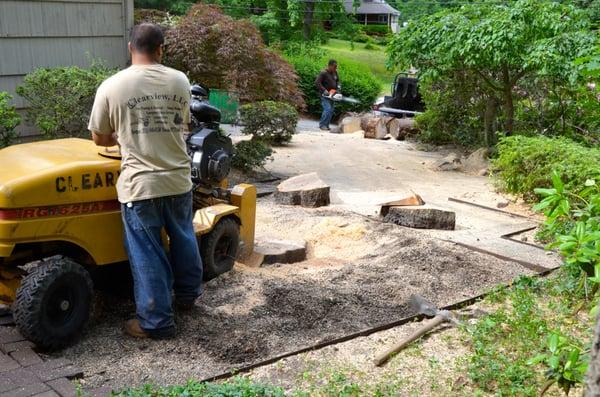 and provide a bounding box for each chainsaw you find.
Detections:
[323,89,361,104]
